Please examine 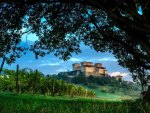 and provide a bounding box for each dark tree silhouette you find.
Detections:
[0,0,150,98]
